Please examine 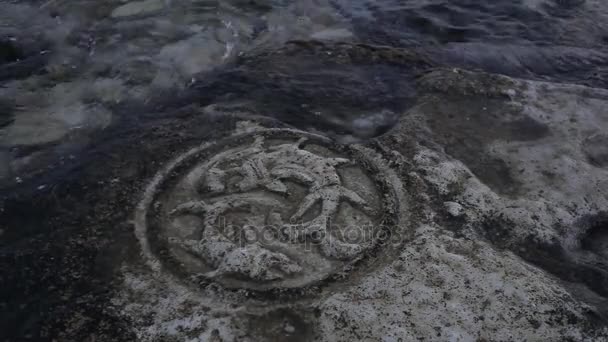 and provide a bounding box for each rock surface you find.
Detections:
[108,69,608,341]
[3,0,608,339]
[583,134,608,168]
[2,64,608,341]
